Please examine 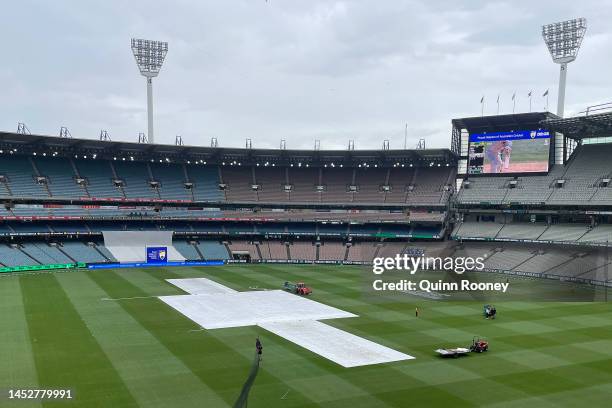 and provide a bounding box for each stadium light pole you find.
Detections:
[131,38,168,144]
[542,18,587,118]
[542,18,586,165]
